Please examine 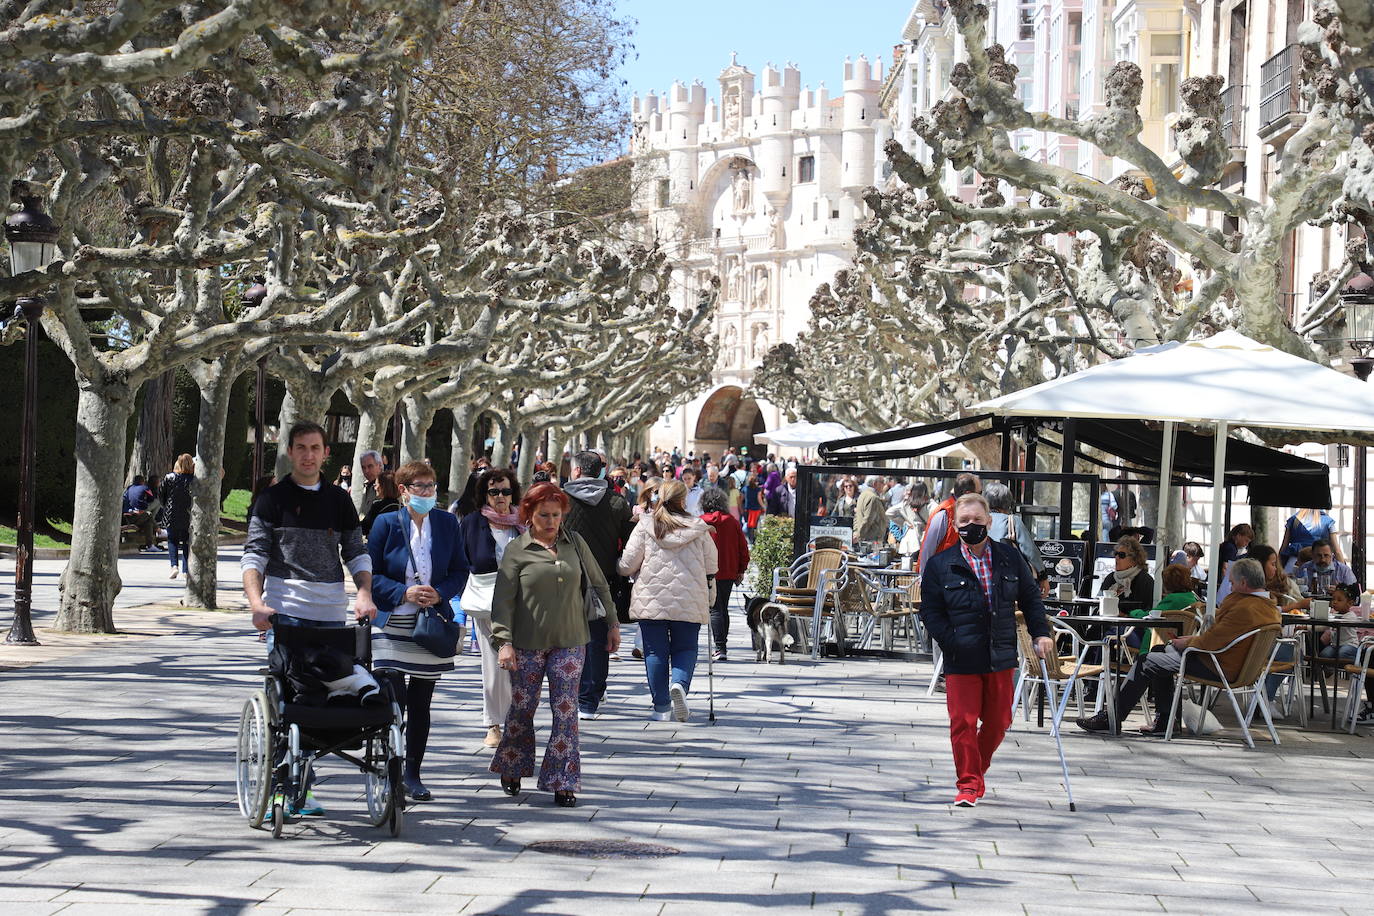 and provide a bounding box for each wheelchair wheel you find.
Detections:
[235,690,275,827]
[271,800,285,838]
[364,736,394,828]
